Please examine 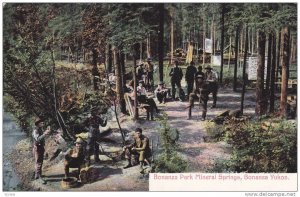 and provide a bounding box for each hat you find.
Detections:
[147,58,152,62]
[35,118,44,126]
[205,65,212,70]
[196,74,204,79]
[75,138,84,144]
[139,80,144,84]
[159,81,164,85]
[135,128,142,133]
